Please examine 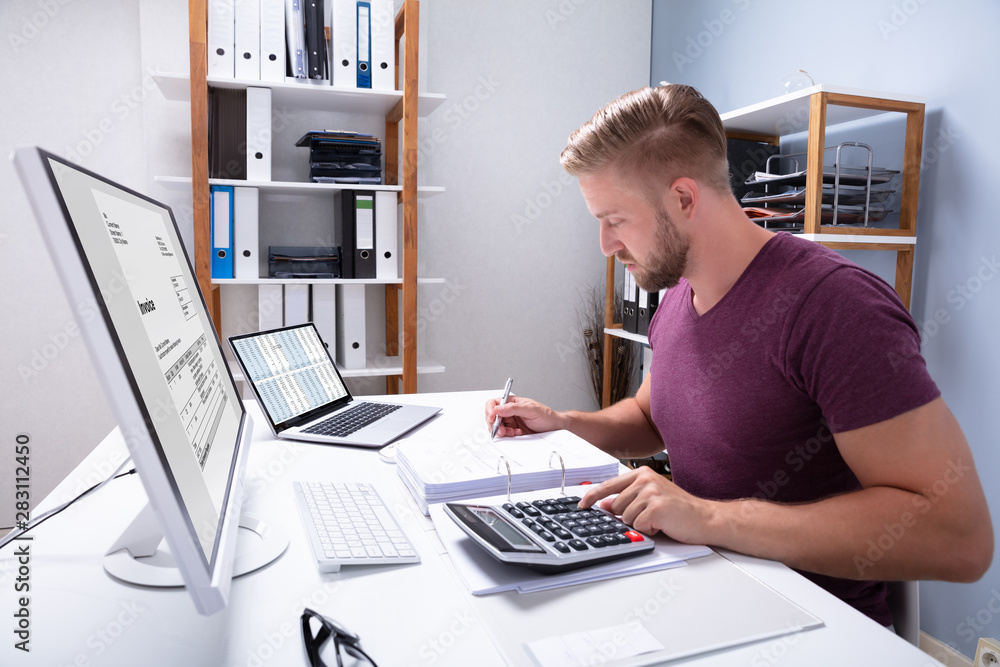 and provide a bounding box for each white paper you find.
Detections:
[526,622,665,667]
[395,431,621,508]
